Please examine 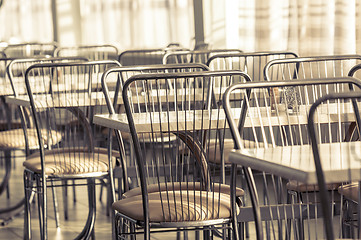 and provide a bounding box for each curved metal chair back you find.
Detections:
[7,56,87,97]
[22,60,121,239]
[163,49,242,65]
[3,42,58,57]
[102,63,209,110]
[119,45,188,66]
[119,48,166,66]
[54,44,119,61]
[264,55,361,81]
[207,51,298,82]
